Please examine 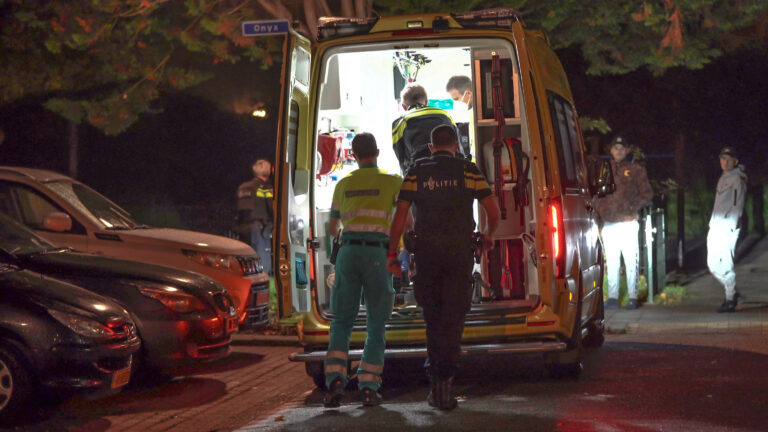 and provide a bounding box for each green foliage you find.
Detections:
[579,116,612,134]
[1,0,282,135]
[654,283,686,305]
[2,0,767,134]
